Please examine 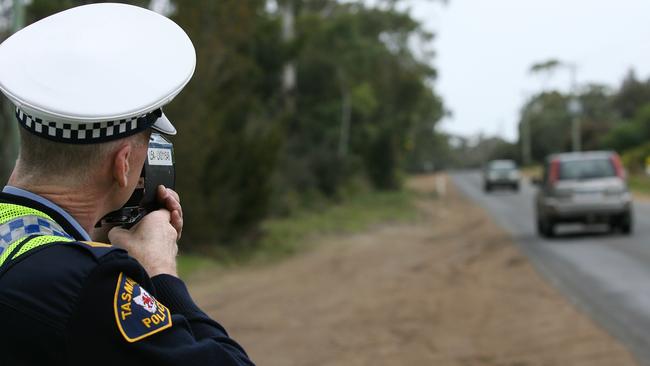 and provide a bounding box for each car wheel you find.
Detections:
[513,183,520,192]
[621,222,632,235]
[620,212,633,235]
[484,184,491,193]
[537,217,554,238]
[608,211,632,234]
